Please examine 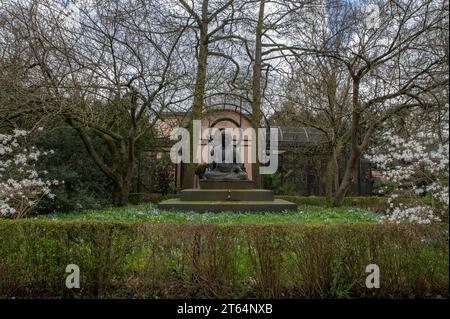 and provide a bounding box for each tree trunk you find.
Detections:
[324,157,335,206]
[112,183,129,207]
[325,140,343,206]
[333,79,361,206]
[333,149,360,206]
[251,0,265,189]
[69,117,137,206]
[182,0,209,189]
[182,162,195,189]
